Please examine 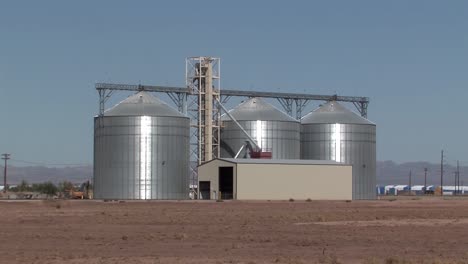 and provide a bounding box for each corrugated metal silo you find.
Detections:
[300,101,376,200]
[221,97,300,159]
[94,91,190,200]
